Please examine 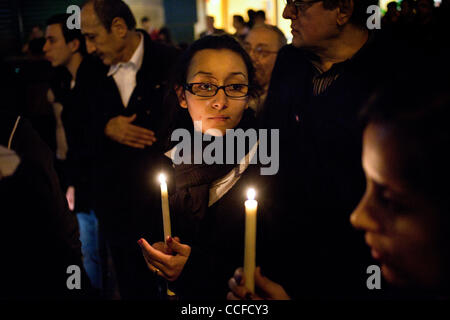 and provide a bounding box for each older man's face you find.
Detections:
[283,1,340,49]
[244,28,281,89]
[81,2,124,65]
